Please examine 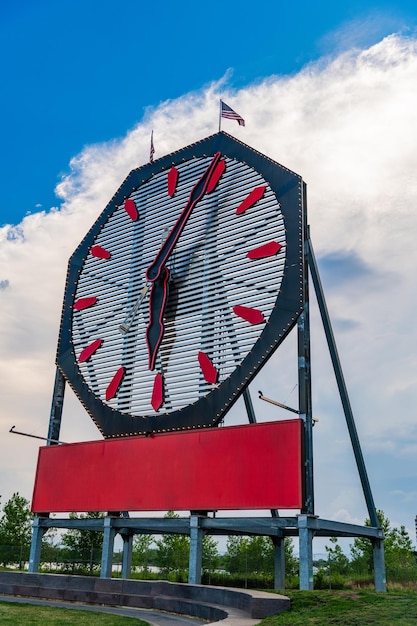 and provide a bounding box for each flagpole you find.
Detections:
[218,99,222,132]
[150,130,154,163]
